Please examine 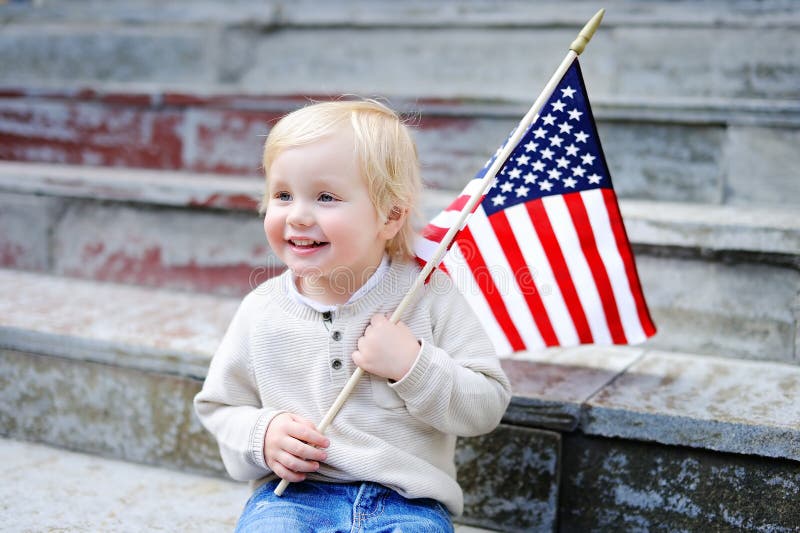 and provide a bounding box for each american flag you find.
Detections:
[415,59,656,356]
